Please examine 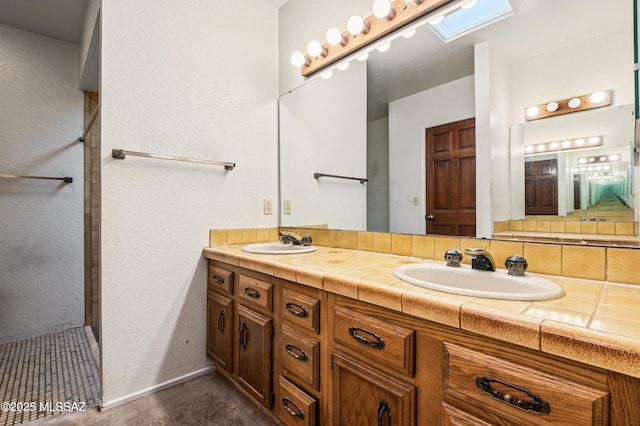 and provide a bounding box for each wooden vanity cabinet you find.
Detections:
[206,260,640,425]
